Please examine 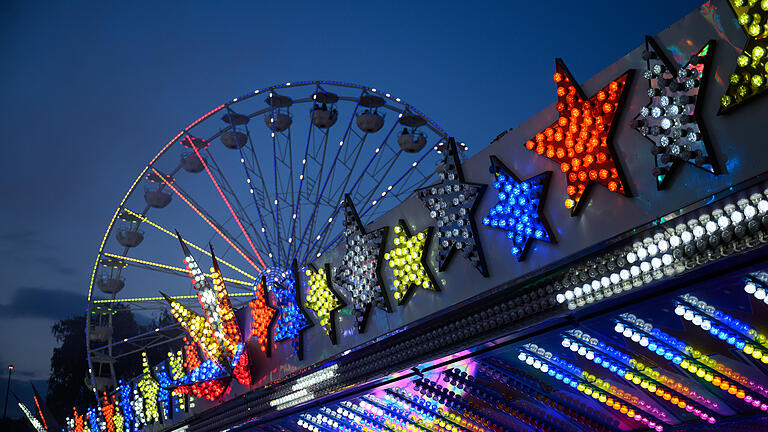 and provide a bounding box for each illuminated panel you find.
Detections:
[264,264,312,358]
[168,350,187,412]
[110,396,124,432]
[305,264,344,343]
[384,221,438,305]
[72,407,85,432]
[87,407,101,432]
[334,194,390,333]
[483,156,554,260]
[675,294,768,364]
[633,37,717,189]
[563,329,717,422]
[16,396,46,432]
[117,382,134,432]
[154,363,172,421]
[249,278,277,354]
[719,0,768,113]
[615,314,768,411]
[100,393,116,432]
[131,382,146,429]
[416,138,487,275]
[524,59,632,215]
[138,352,160,424]
[518,344,666,431]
